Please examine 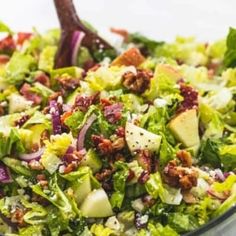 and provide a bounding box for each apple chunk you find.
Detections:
[169,109,200,148]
